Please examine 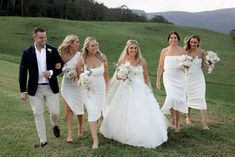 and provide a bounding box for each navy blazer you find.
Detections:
[19,44,62,96]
